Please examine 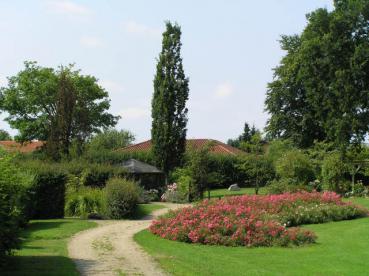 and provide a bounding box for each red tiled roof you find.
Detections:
[118,139,245,156]
[0,140,44,153]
